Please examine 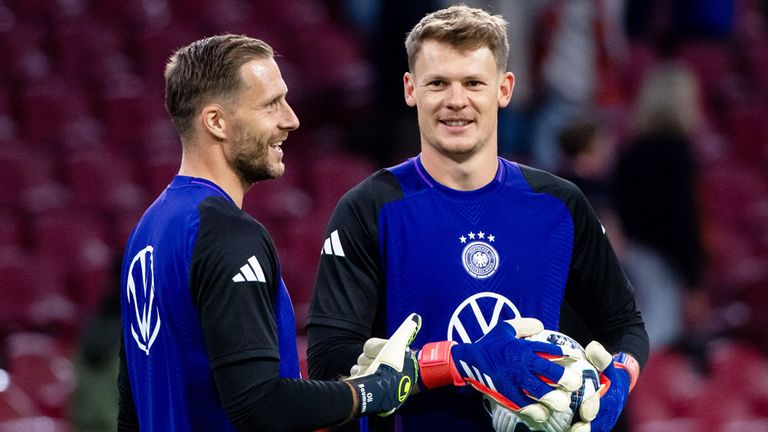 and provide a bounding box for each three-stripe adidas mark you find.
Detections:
[232,255,266,283]
[321,230,345,257]
[458,360,497,393]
